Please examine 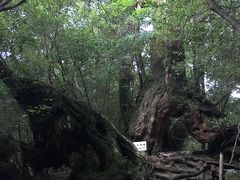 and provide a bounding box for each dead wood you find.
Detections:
[147,151,239,180]
[0,59,145,179]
